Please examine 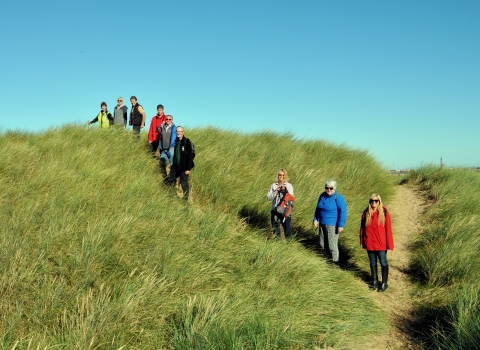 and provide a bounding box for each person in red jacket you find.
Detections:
[148,104,166,154]
[359,193,394,292]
